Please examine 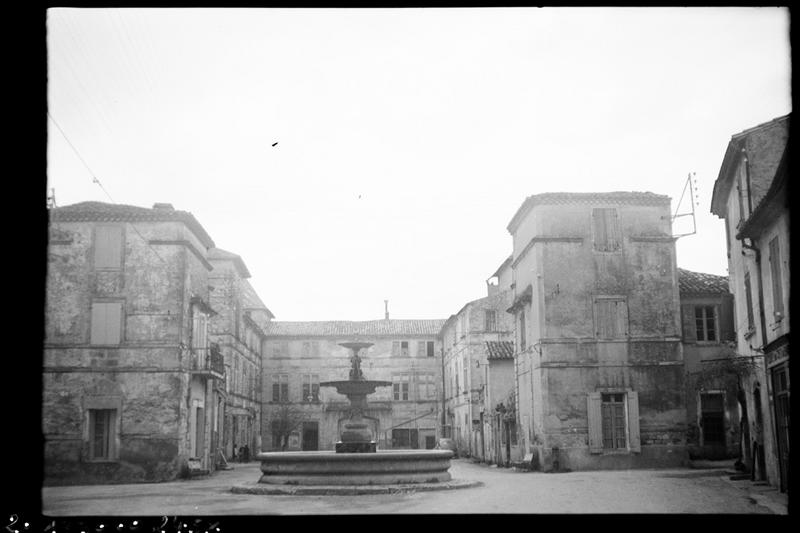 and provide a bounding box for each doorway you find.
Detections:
[302,421,319,451]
